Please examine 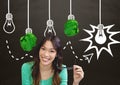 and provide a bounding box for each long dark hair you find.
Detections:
[32,35,63,85]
